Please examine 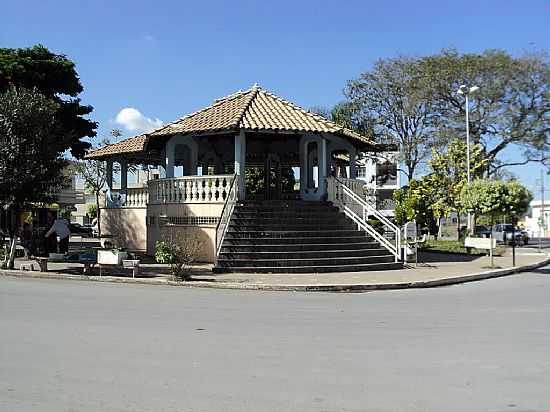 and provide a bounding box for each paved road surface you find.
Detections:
[1,271,550,412]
